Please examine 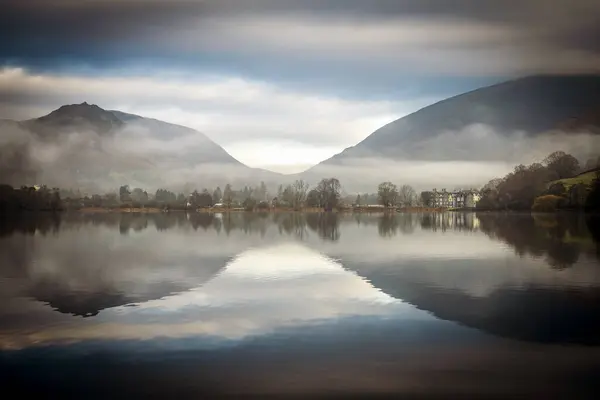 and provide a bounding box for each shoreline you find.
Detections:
[76,206,449,214]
